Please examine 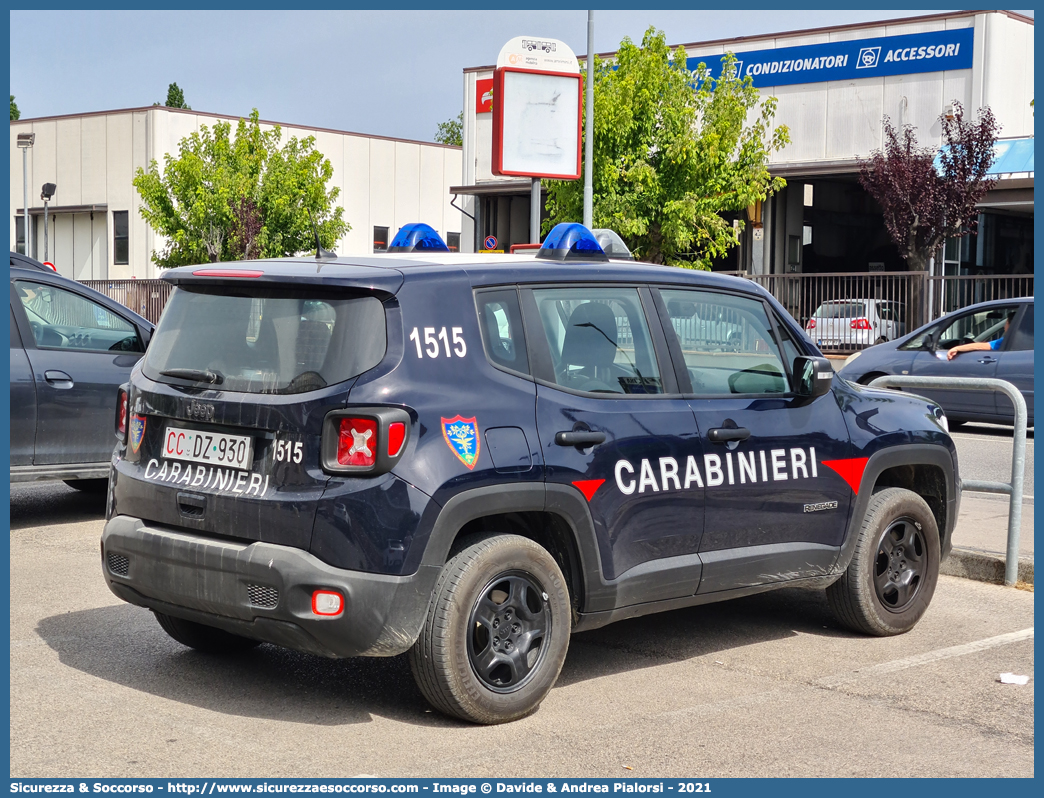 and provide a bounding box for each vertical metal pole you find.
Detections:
[43,199,49,263]
[583,10,595,229]
[1005,388,1027,586]
[531,178,541,244]
[22,148,28,255]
